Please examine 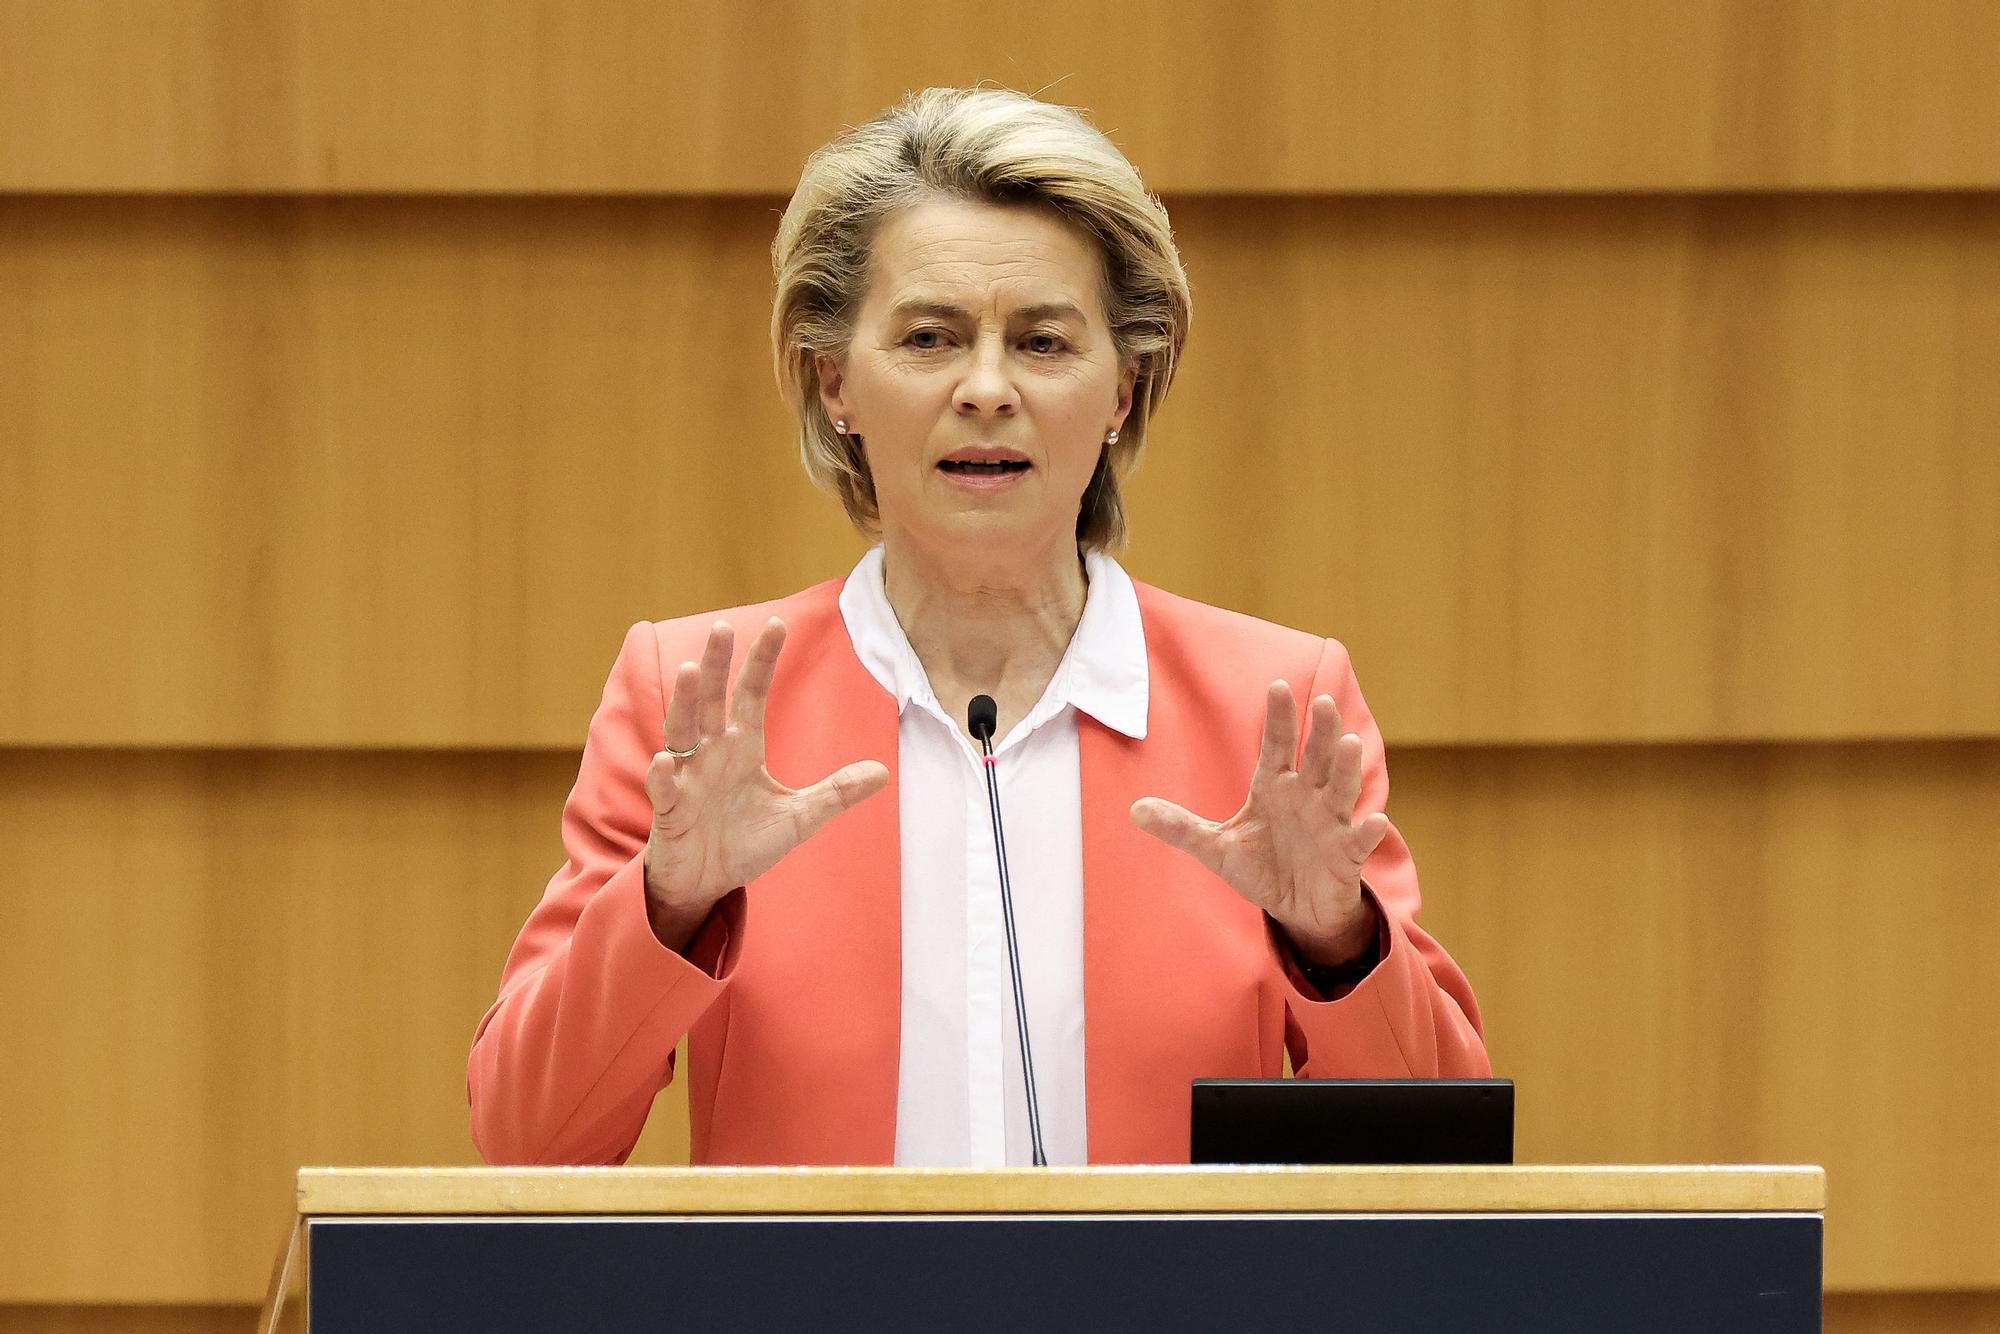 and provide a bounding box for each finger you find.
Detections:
[730,618,786,734]
[696,621,734,739]
[789,760,891,843]
[1129,797,1228,876]
[1303,803,1389,883]
[1352,811,1392,864]
[1318,730,1368,821]
[663,659,702,753]
[1256,680,1299,778]
[1300,694,1341,788]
